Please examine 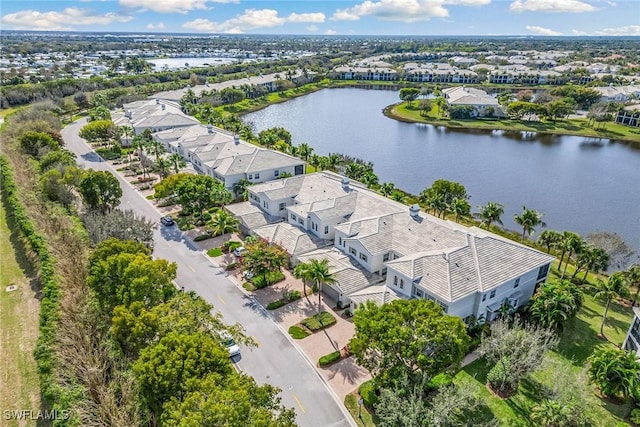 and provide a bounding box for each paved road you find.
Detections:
[62,119,355,427]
